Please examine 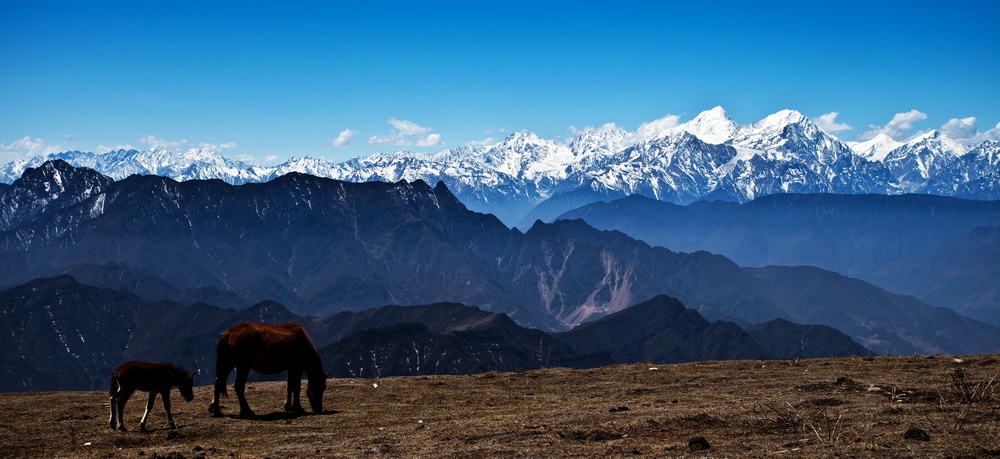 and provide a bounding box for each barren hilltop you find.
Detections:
[1,355,998,458]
